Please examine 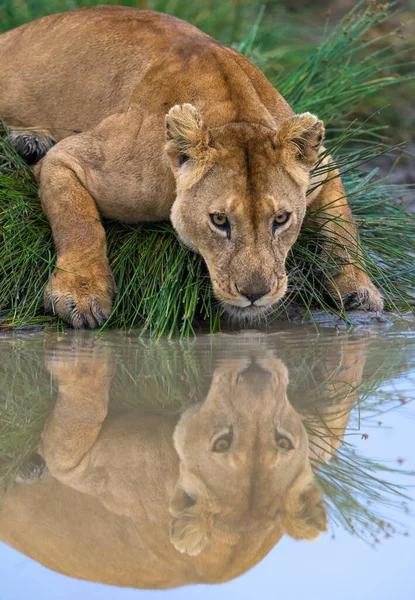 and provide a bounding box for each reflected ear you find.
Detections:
[169,485,211,556]
[170,512,211,557]
[165,104,215,190]
[283,481,327,541]
[277,112,325,186]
